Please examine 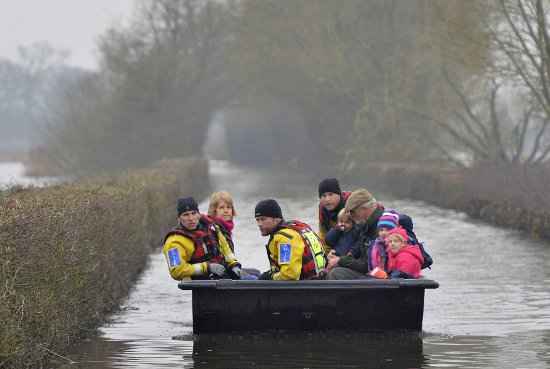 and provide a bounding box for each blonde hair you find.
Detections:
[337,208,351,222]
[208,191,236,217]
